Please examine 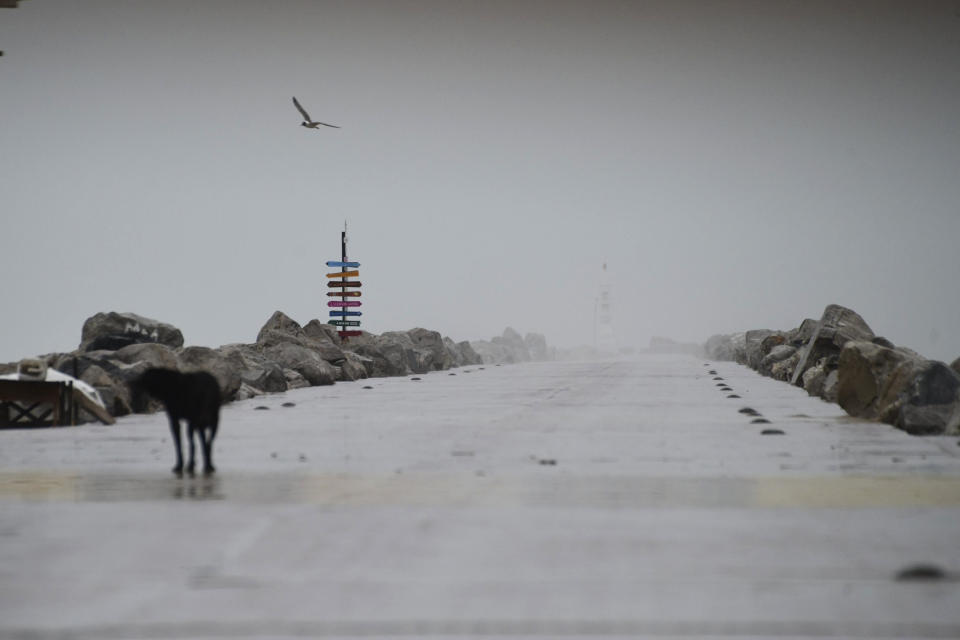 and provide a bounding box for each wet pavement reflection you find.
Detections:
[3,471,960,508]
